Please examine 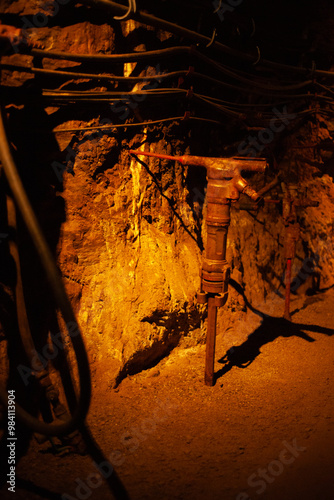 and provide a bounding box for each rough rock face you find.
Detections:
[1,1,334,391]
[222,119,334,352]
[57,133,205,386]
